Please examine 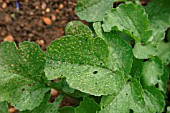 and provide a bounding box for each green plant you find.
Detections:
[0,0,170,113]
